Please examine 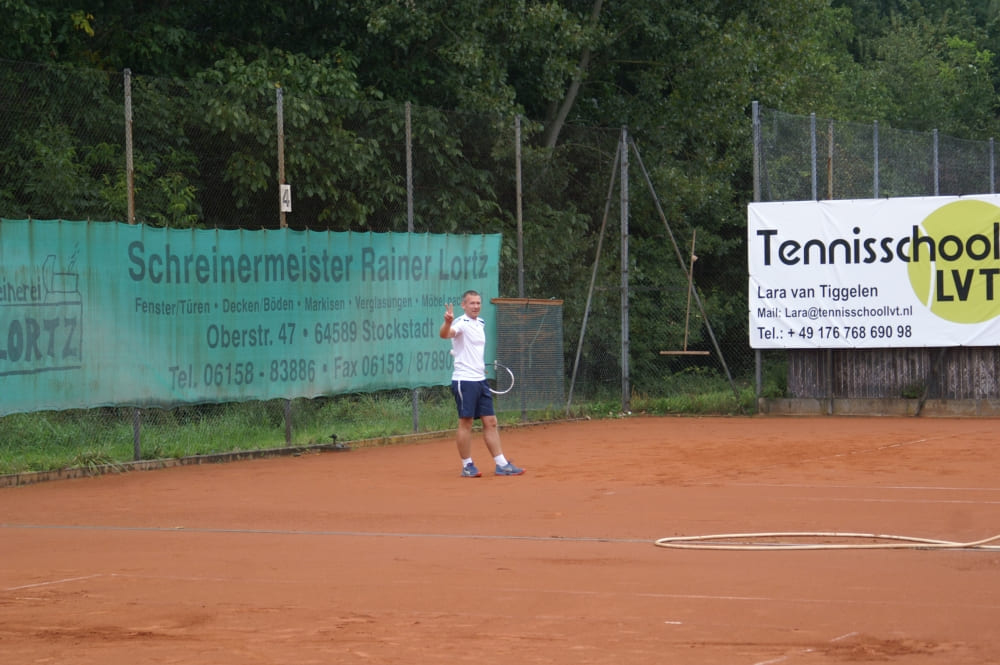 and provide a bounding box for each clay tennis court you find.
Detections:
[2,416,999,664]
